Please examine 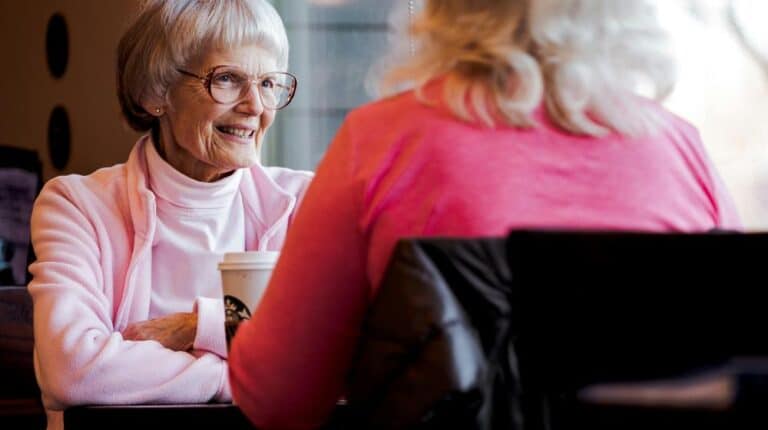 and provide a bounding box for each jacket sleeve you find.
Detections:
[229,120,370,430]
[28,179,230,410]
[192,296,228,358]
